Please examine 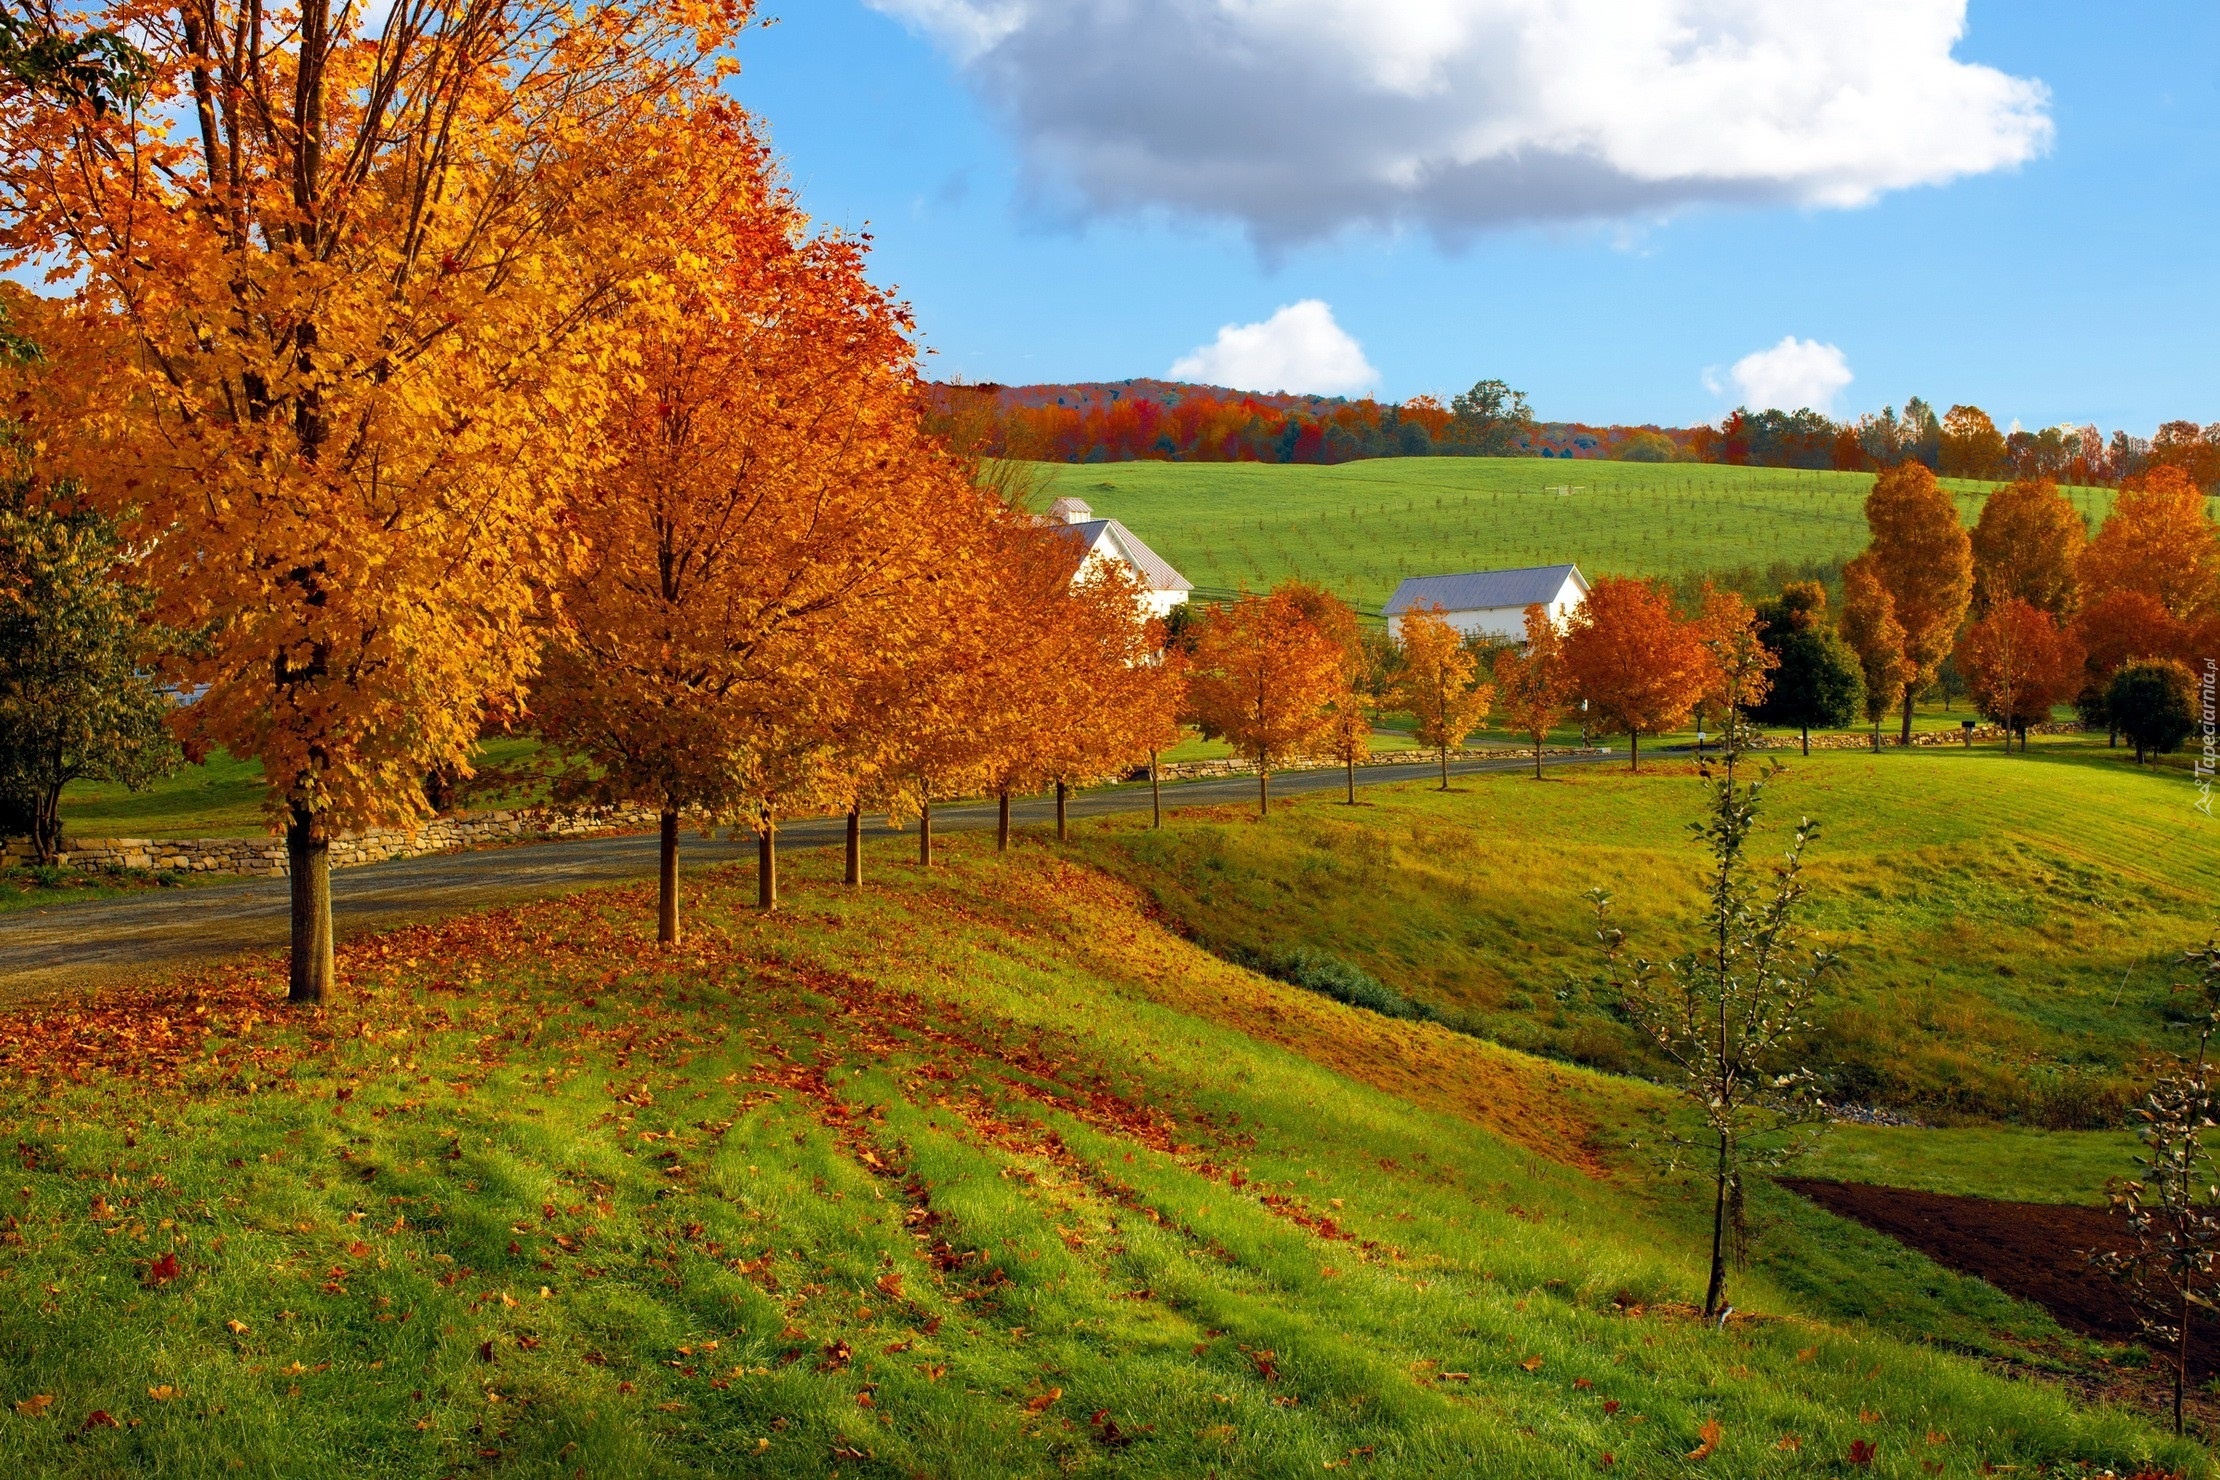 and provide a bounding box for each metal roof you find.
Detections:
[1052,519,1194,593]
[1380,563,1587,617]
